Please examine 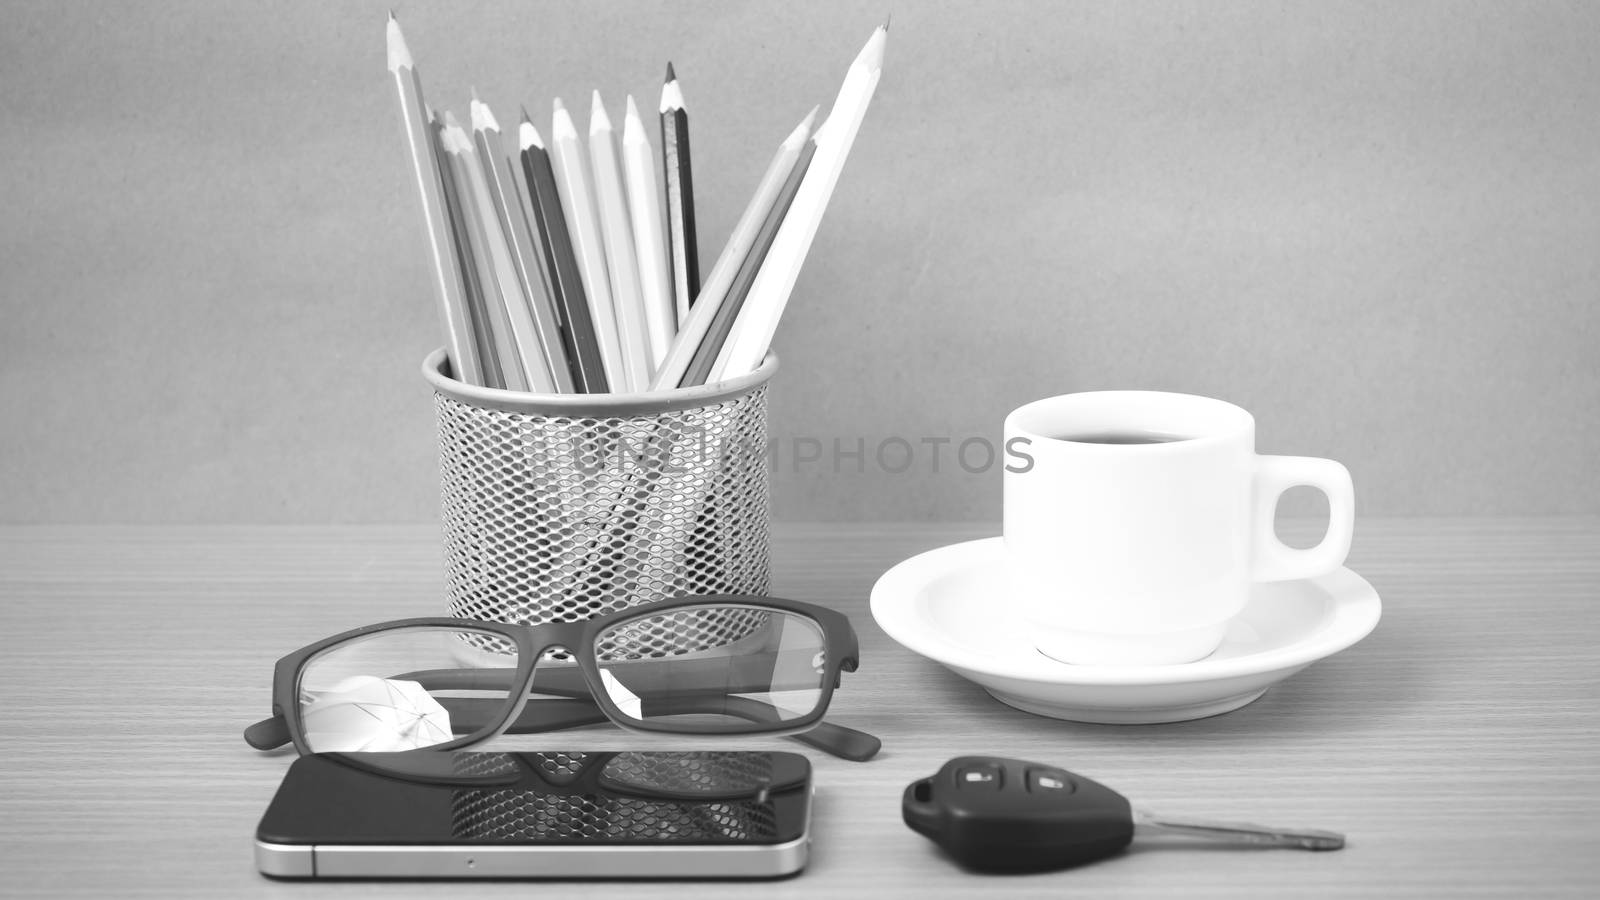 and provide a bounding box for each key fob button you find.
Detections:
[955,763,1003,790]
[1027,768,1075,793]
